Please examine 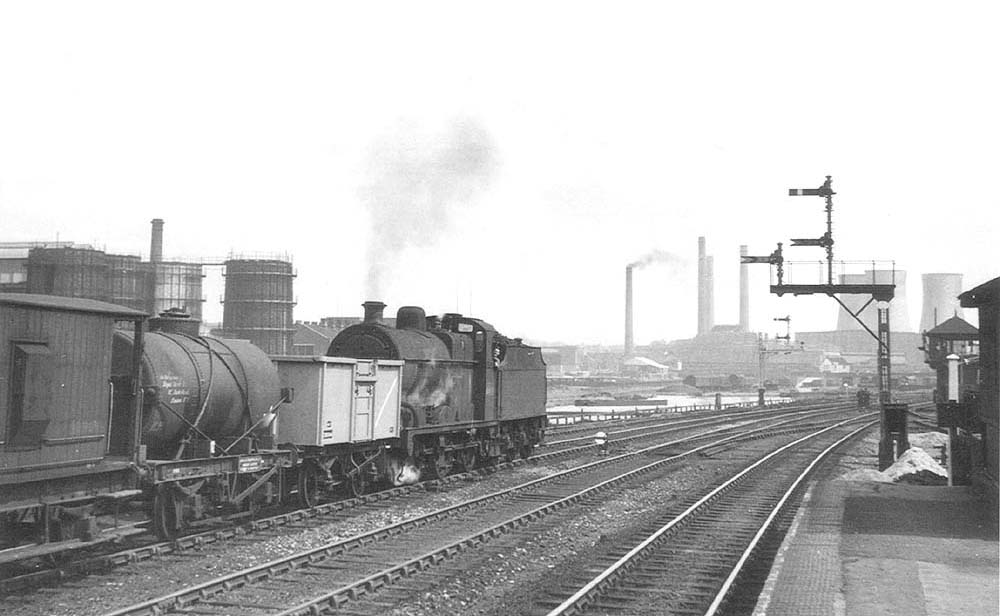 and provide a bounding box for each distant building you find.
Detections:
[796,330,927,372]
[820,353,851,374]
[291,321,340,356]
[541,346,580,376]
[622,356,670,379]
